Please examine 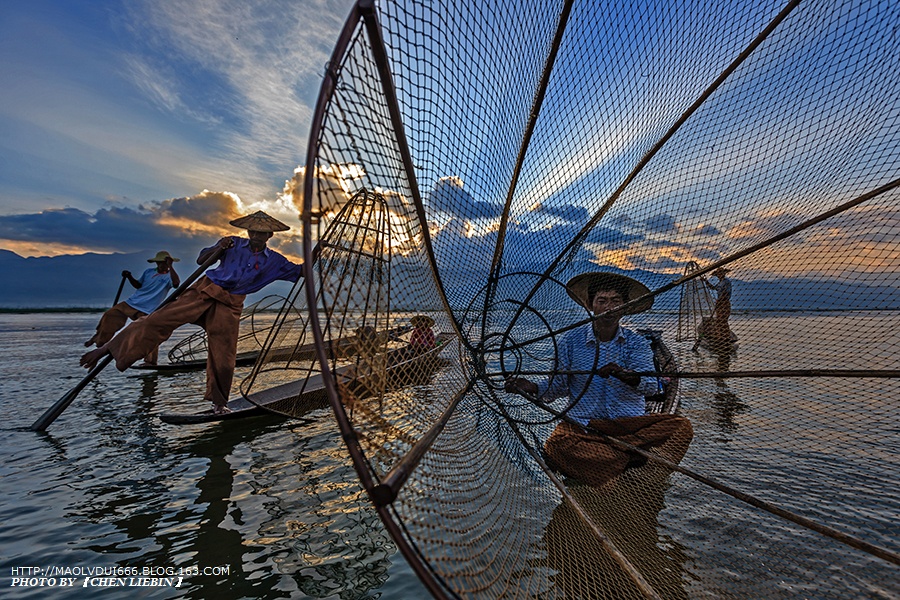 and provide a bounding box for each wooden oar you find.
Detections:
[31,248,224,432]
[112,272,127,305]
